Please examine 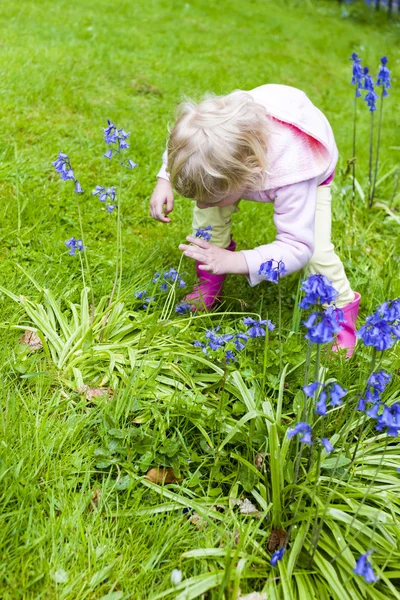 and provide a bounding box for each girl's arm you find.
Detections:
[240,179,317,285]
[157,149,169,181]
